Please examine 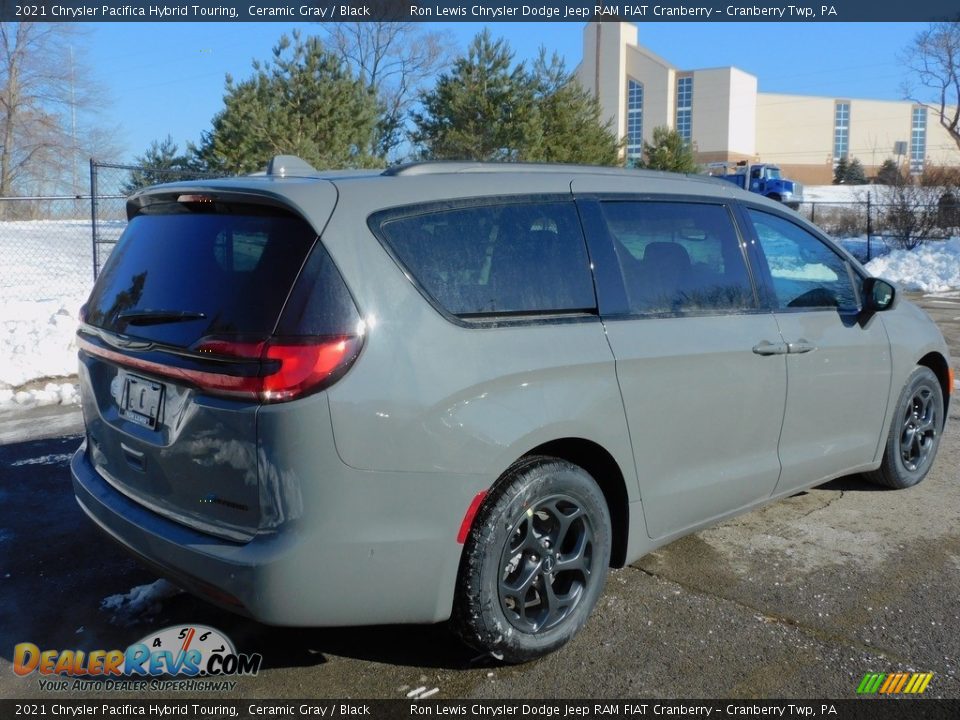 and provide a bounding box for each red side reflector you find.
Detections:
[949,367,955,396]
[457,491,488,544]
